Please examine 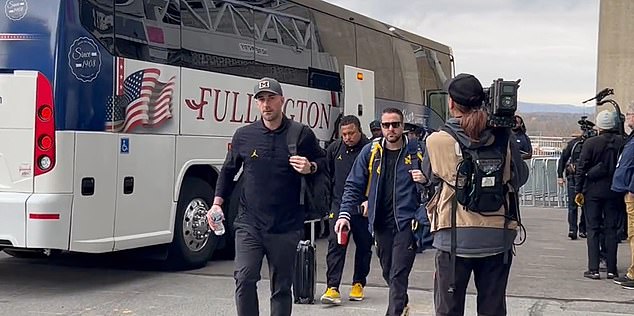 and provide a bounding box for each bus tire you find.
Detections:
[167,177,218,269]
